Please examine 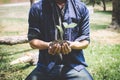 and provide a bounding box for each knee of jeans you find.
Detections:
[65,68,93,80]
[31,75,37,80]
[78,69,93,80]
